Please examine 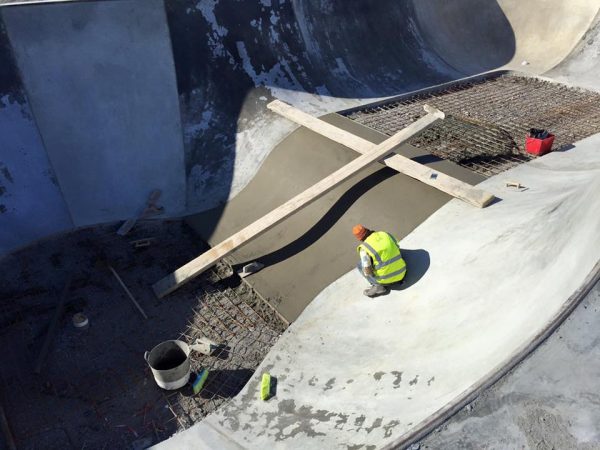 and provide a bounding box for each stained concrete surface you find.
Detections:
[186,114,483,322]
[0,20,73,255]
[2,0,187,225]
[454,39,600,450]
[156,135,600,449]
[420,280,600,449]
[0,94,73,255]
